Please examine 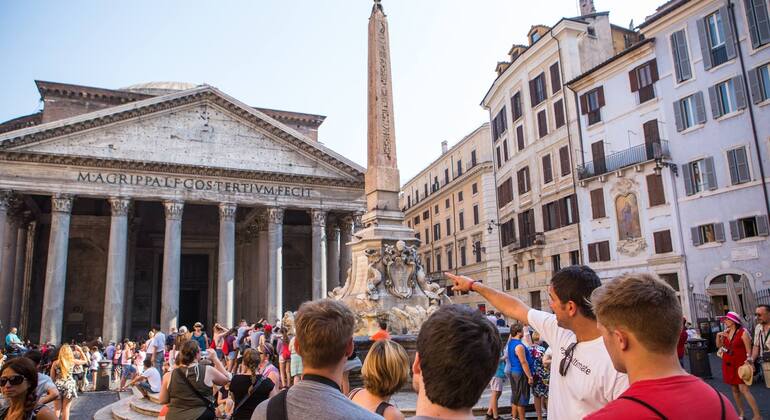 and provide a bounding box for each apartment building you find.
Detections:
[481,4,637,309]
[637,0,770,320]
[400,123,501,309]
[566,38,692,317]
